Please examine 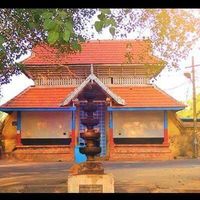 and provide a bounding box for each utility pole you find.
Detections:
[185,57,200,158]
[192,56,198,158]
